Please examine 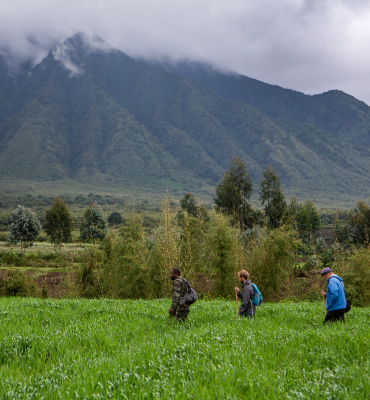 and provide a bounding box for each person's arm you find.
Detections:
[326,280,338,310]
[239,285,248,314]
